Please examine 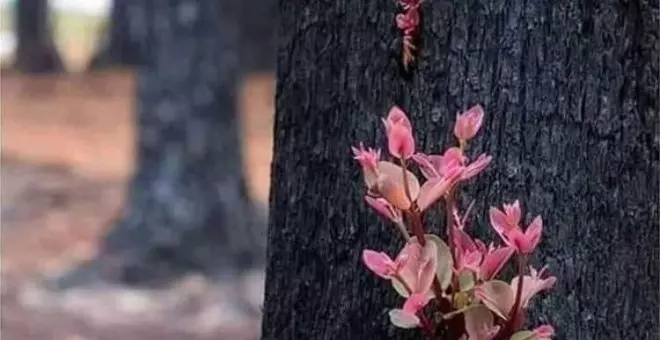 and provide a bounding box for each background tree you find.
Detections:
[236,0,277,74]
[261,1,658,339]
[88,0,277,73]
[13,0,64,73]
[54,0,266,290]
[87,0,148,69]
